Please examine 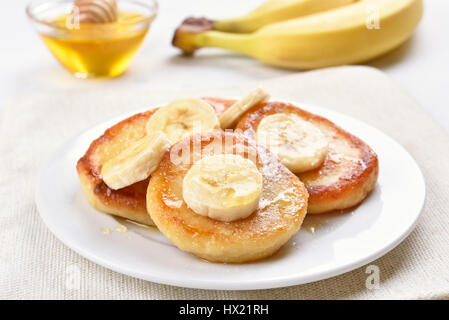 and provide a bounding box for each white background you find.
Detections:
[1,0,448,132]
